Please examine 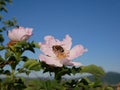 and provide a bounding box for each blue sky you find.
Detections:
[1,0,120,73]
